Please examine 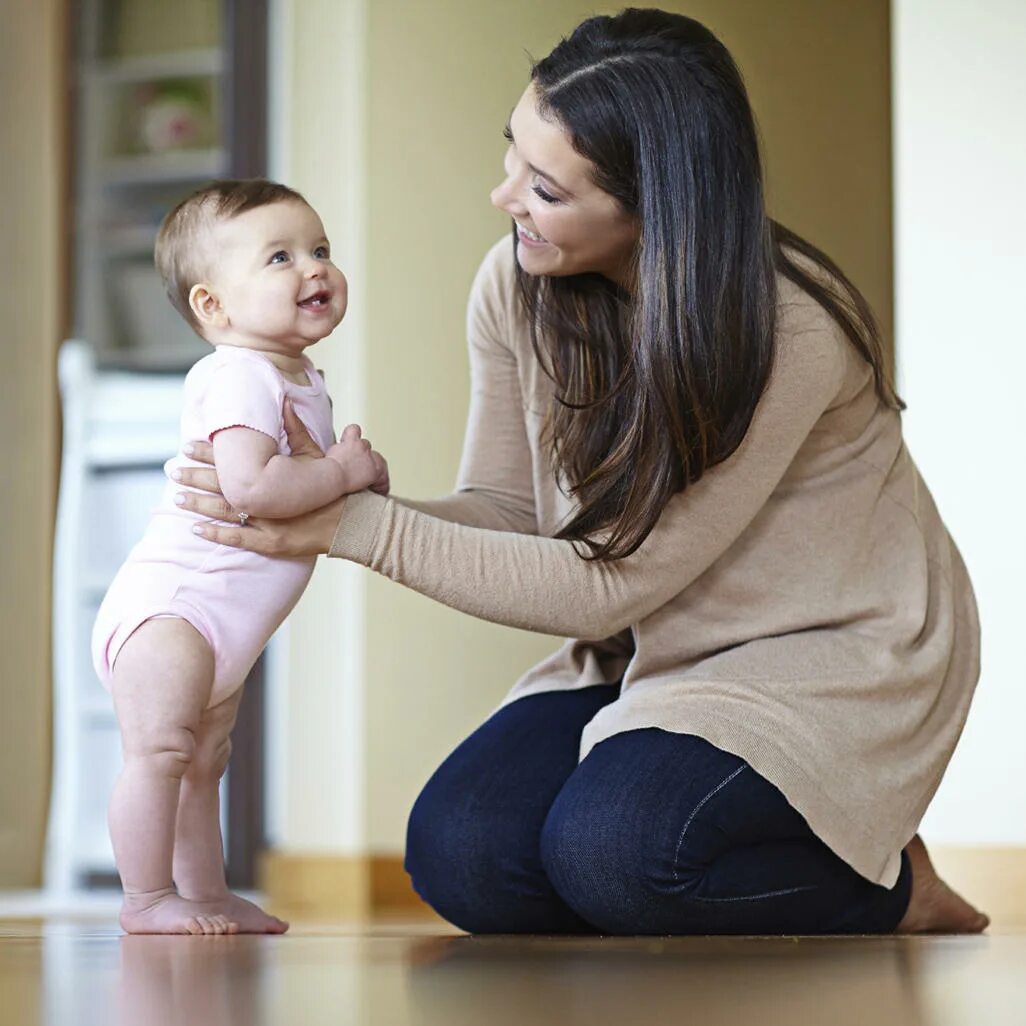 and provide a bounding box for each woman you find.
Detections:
[177,9,988,935]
